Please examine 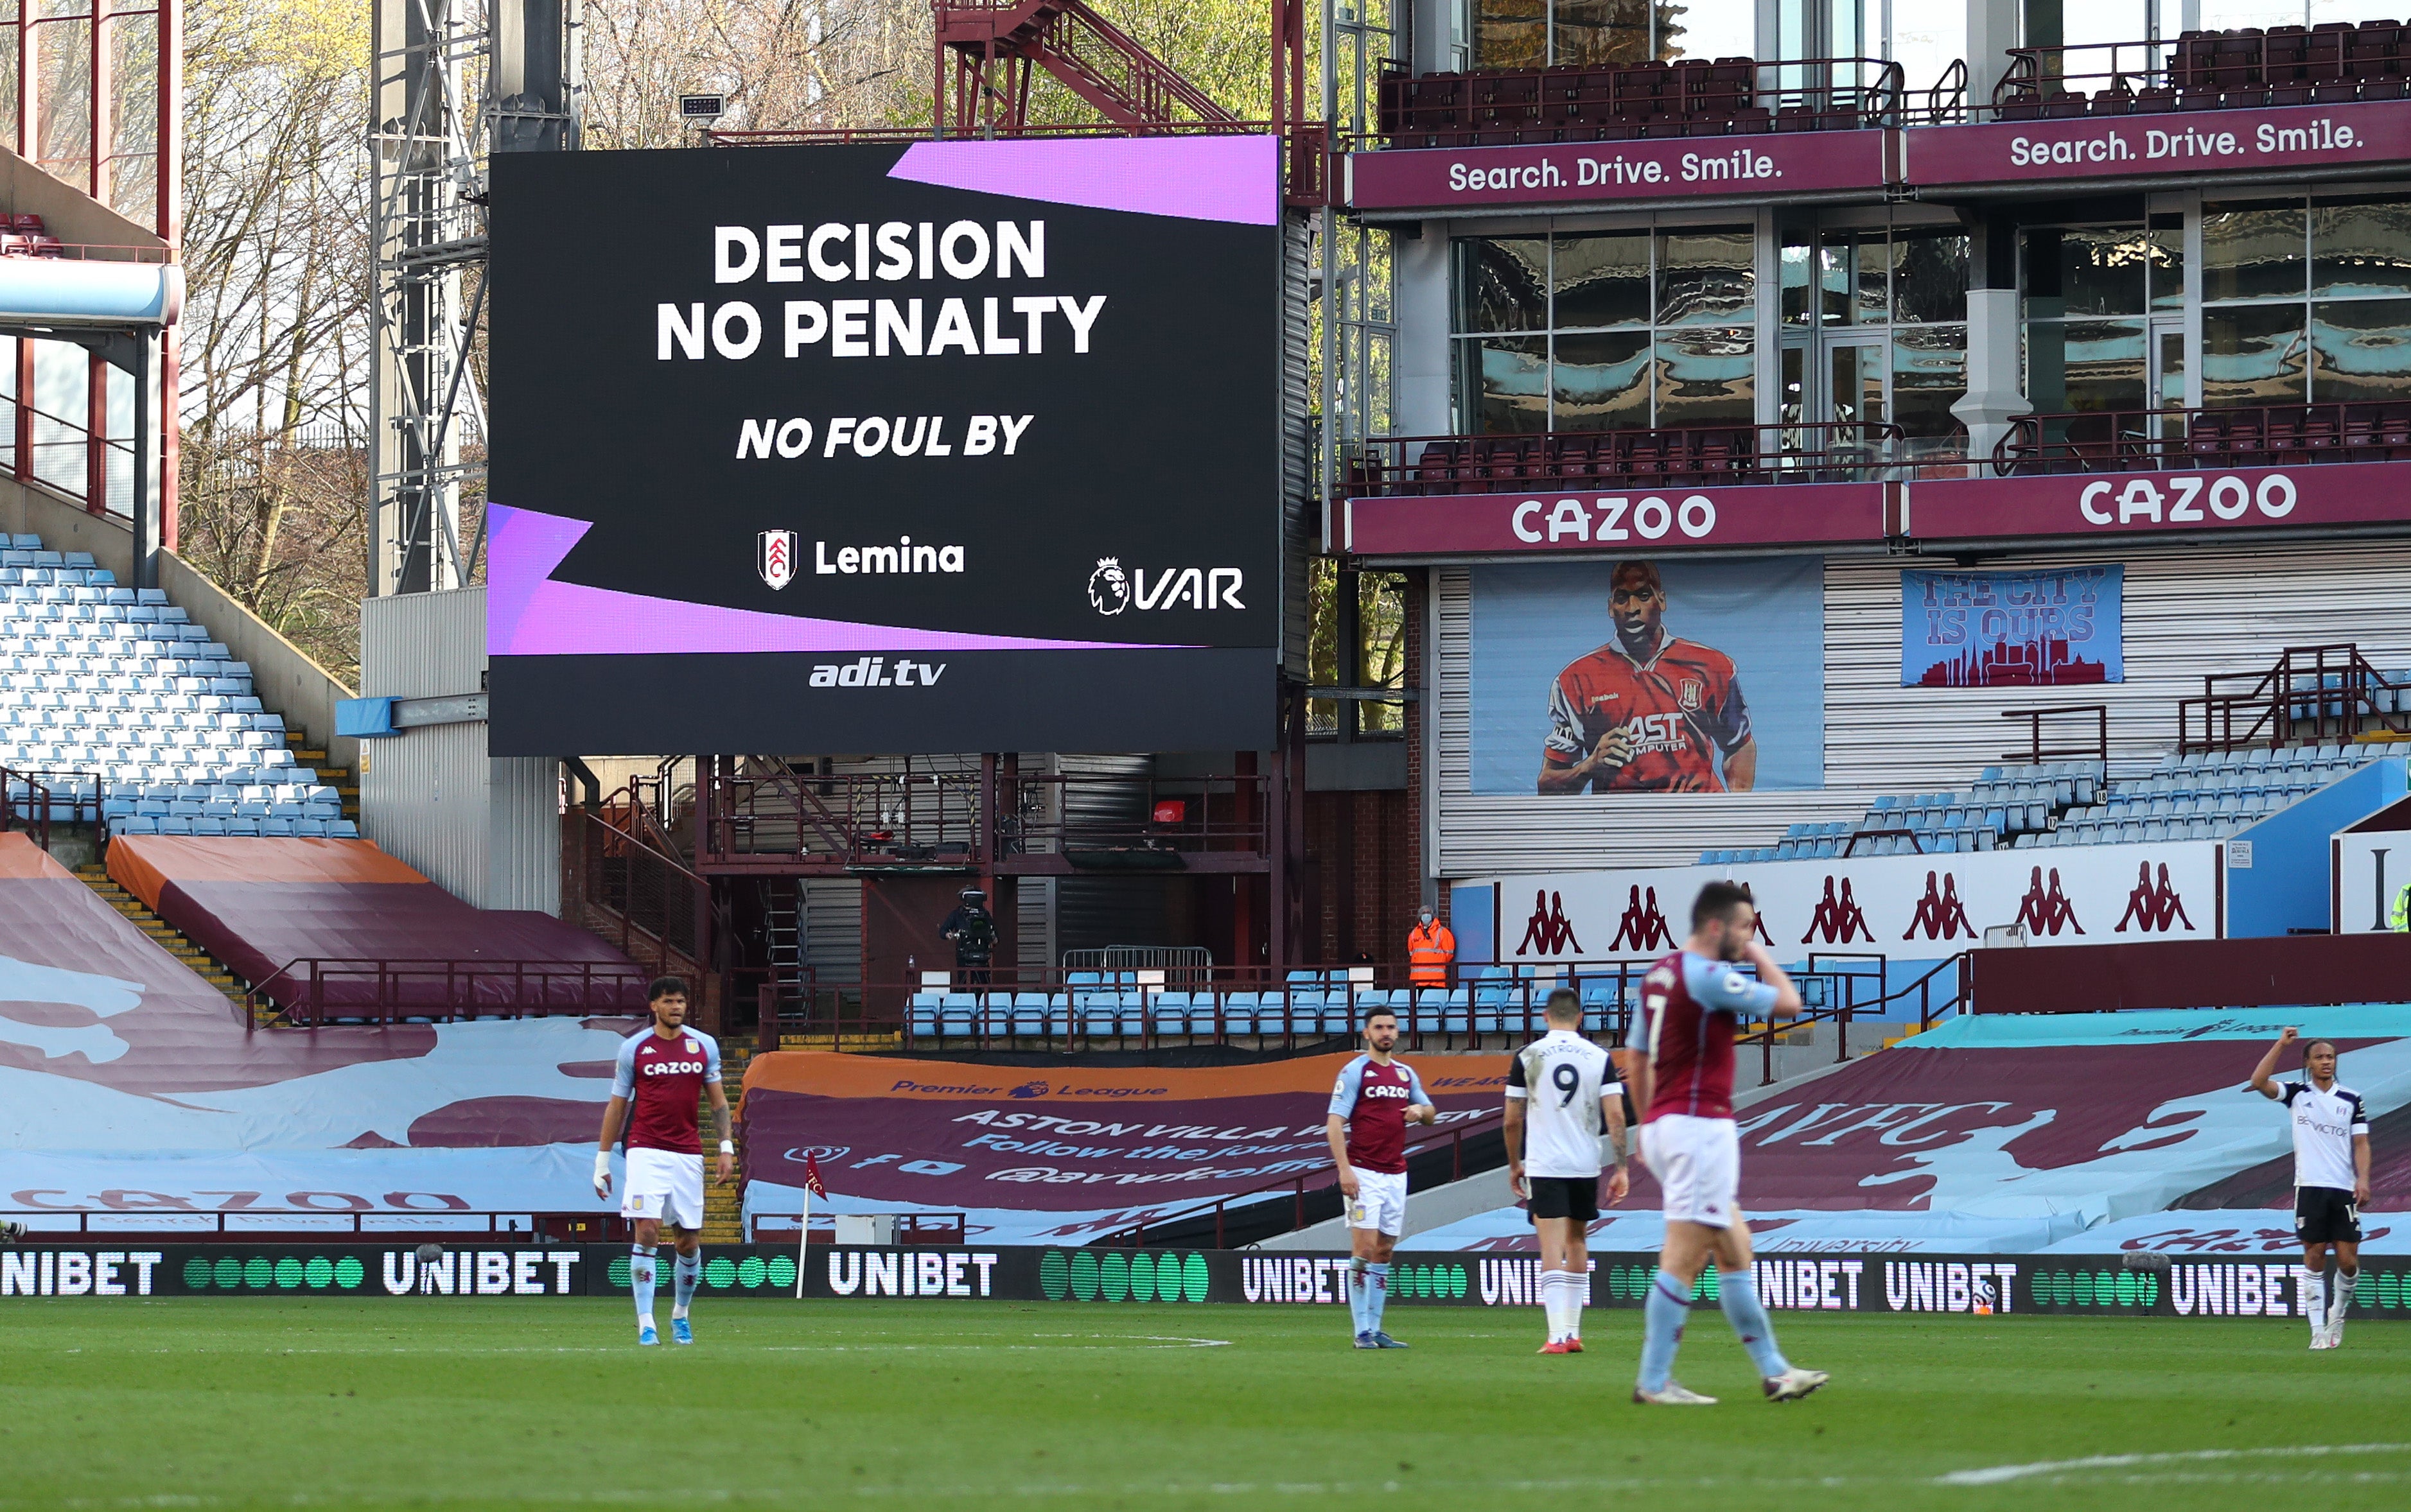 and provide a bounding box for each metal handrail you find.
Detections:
[0,765,53,851]
[1377,54,1919,144]
[253,957,653,1027]
[1990,26,2406,121]
[2001,706,2110,765]
[710,119,1300,144]
[2177,643,2411,754]
[1993,402,2411,476]
[1349,421,1920,496]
